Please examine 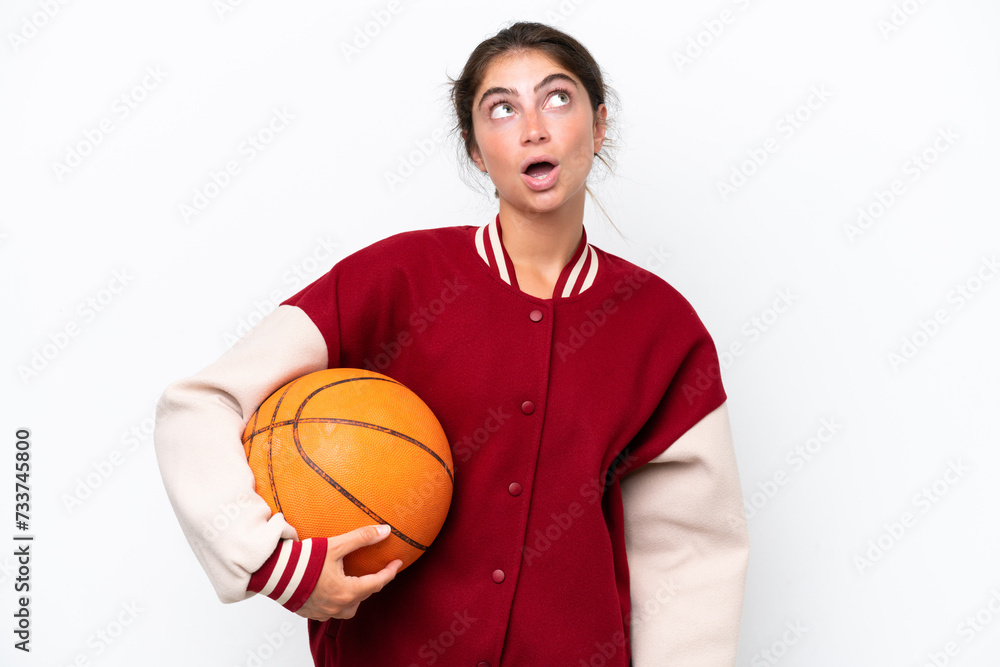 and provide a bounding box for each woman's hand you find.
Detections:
[296,524,404,621]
